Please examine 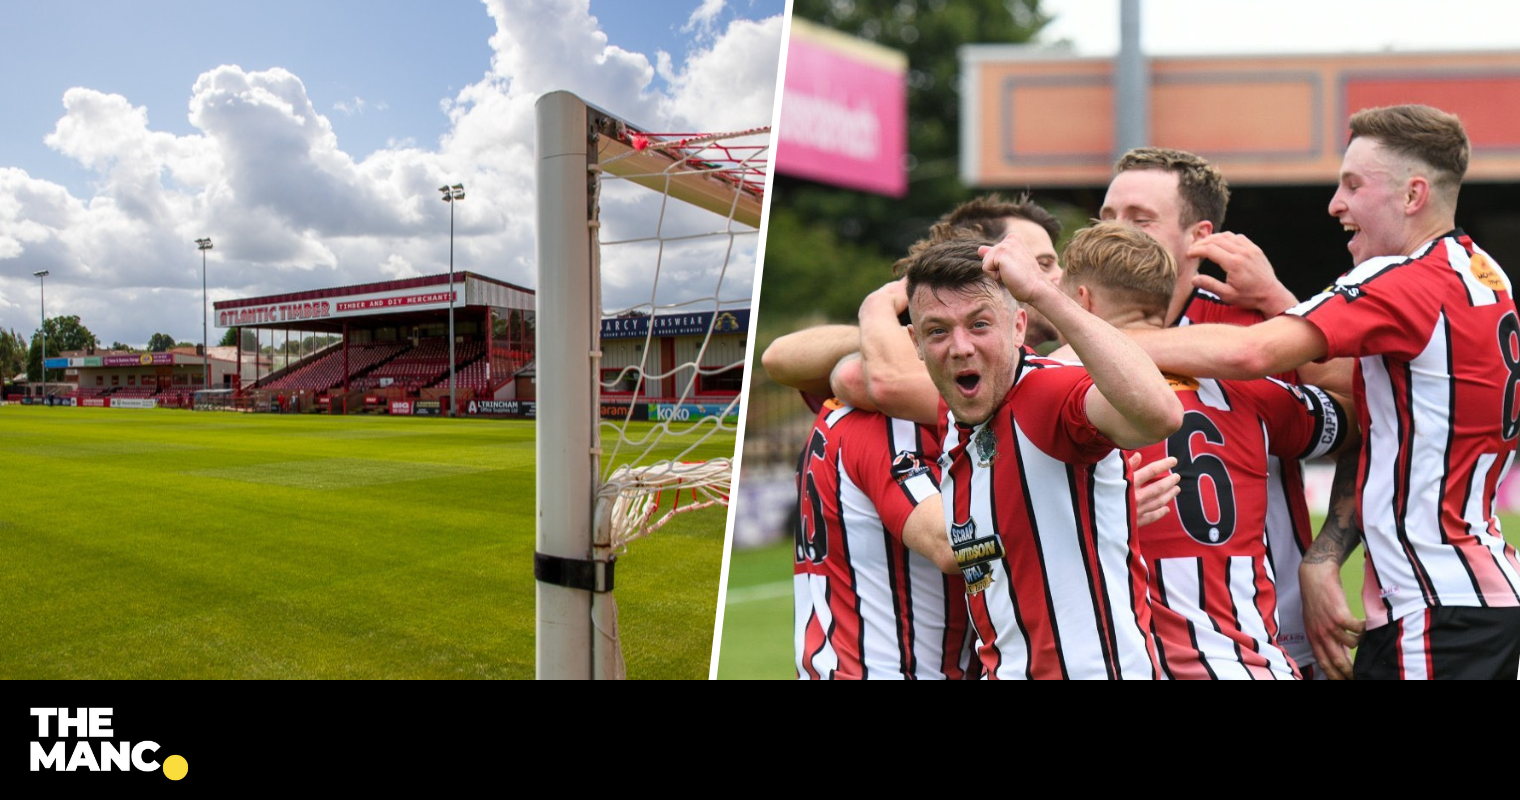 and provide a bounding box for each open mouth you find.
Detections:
[955,373,981,393]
